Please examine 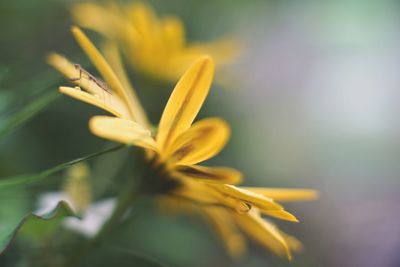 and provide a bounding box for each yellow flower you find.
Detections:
[71,2,238,81]
[63,163,92,213]
[48,27,317,260]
